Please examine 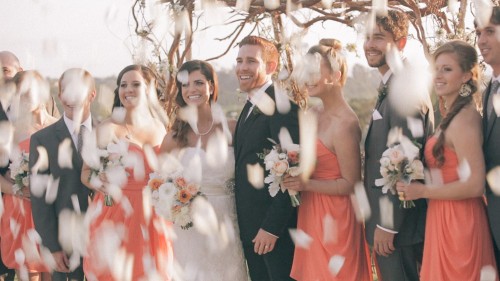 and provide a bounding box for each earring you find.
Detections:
[459,83,472,97]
